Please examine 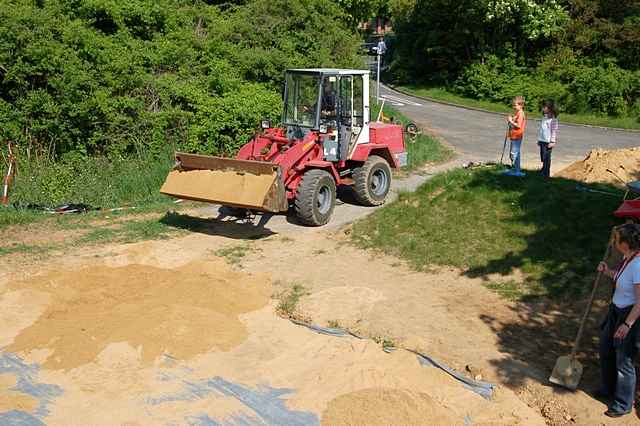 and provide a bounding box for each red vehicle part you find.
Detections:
[614,200,640,221]
[161,123,406,226]
[236,124,406,202]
